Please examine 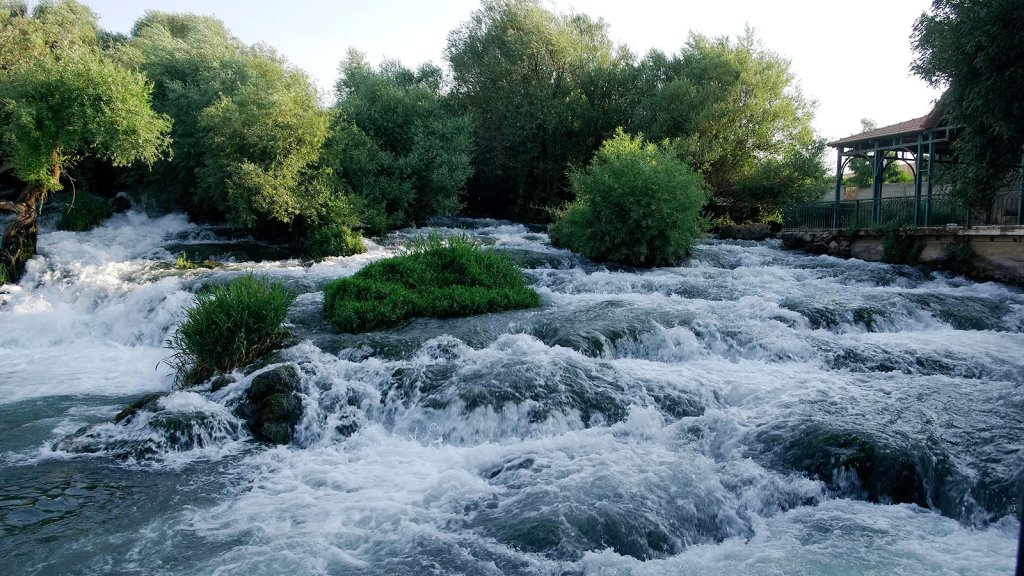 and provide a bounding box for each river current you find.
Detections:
[0,211,1020,575]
